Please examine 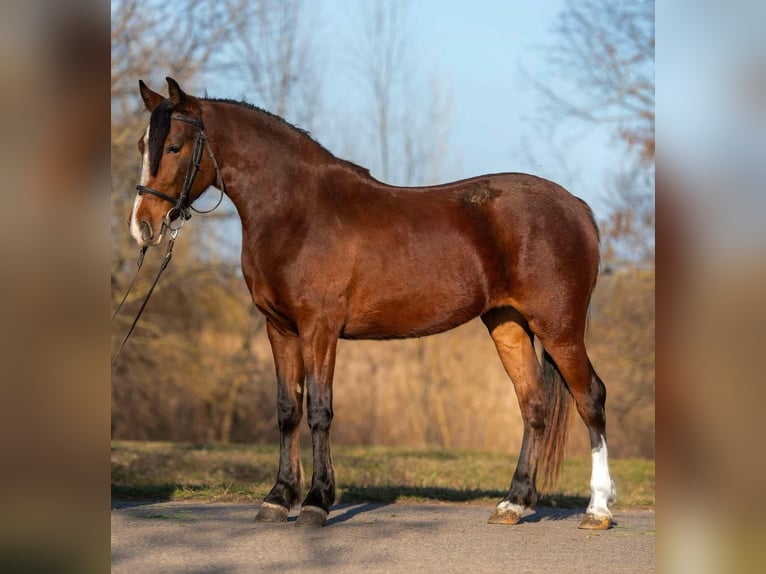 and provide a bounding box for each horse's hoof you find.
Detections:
[255,502,289,523]
[578,513,613,530]
[488,502,524,525]
[296,505,328,527]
